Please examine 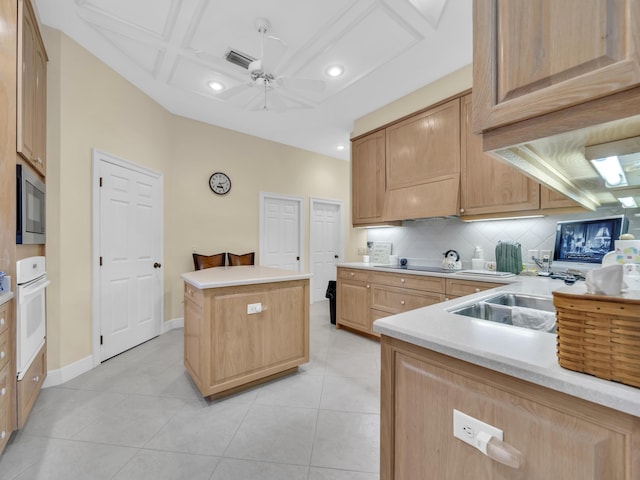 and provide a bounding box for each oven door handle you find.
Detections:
[19,278,51,301]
